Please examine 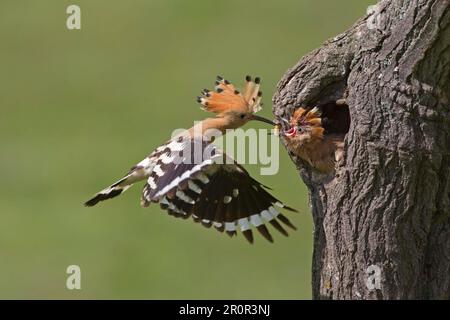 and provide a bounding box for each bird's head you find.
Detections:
[282,107,325,147]
[197,75,274,130]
